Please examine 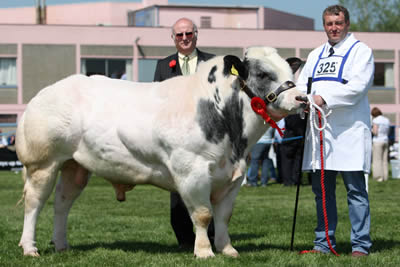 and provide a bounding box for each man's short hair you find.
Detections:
[323,5,350,24]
